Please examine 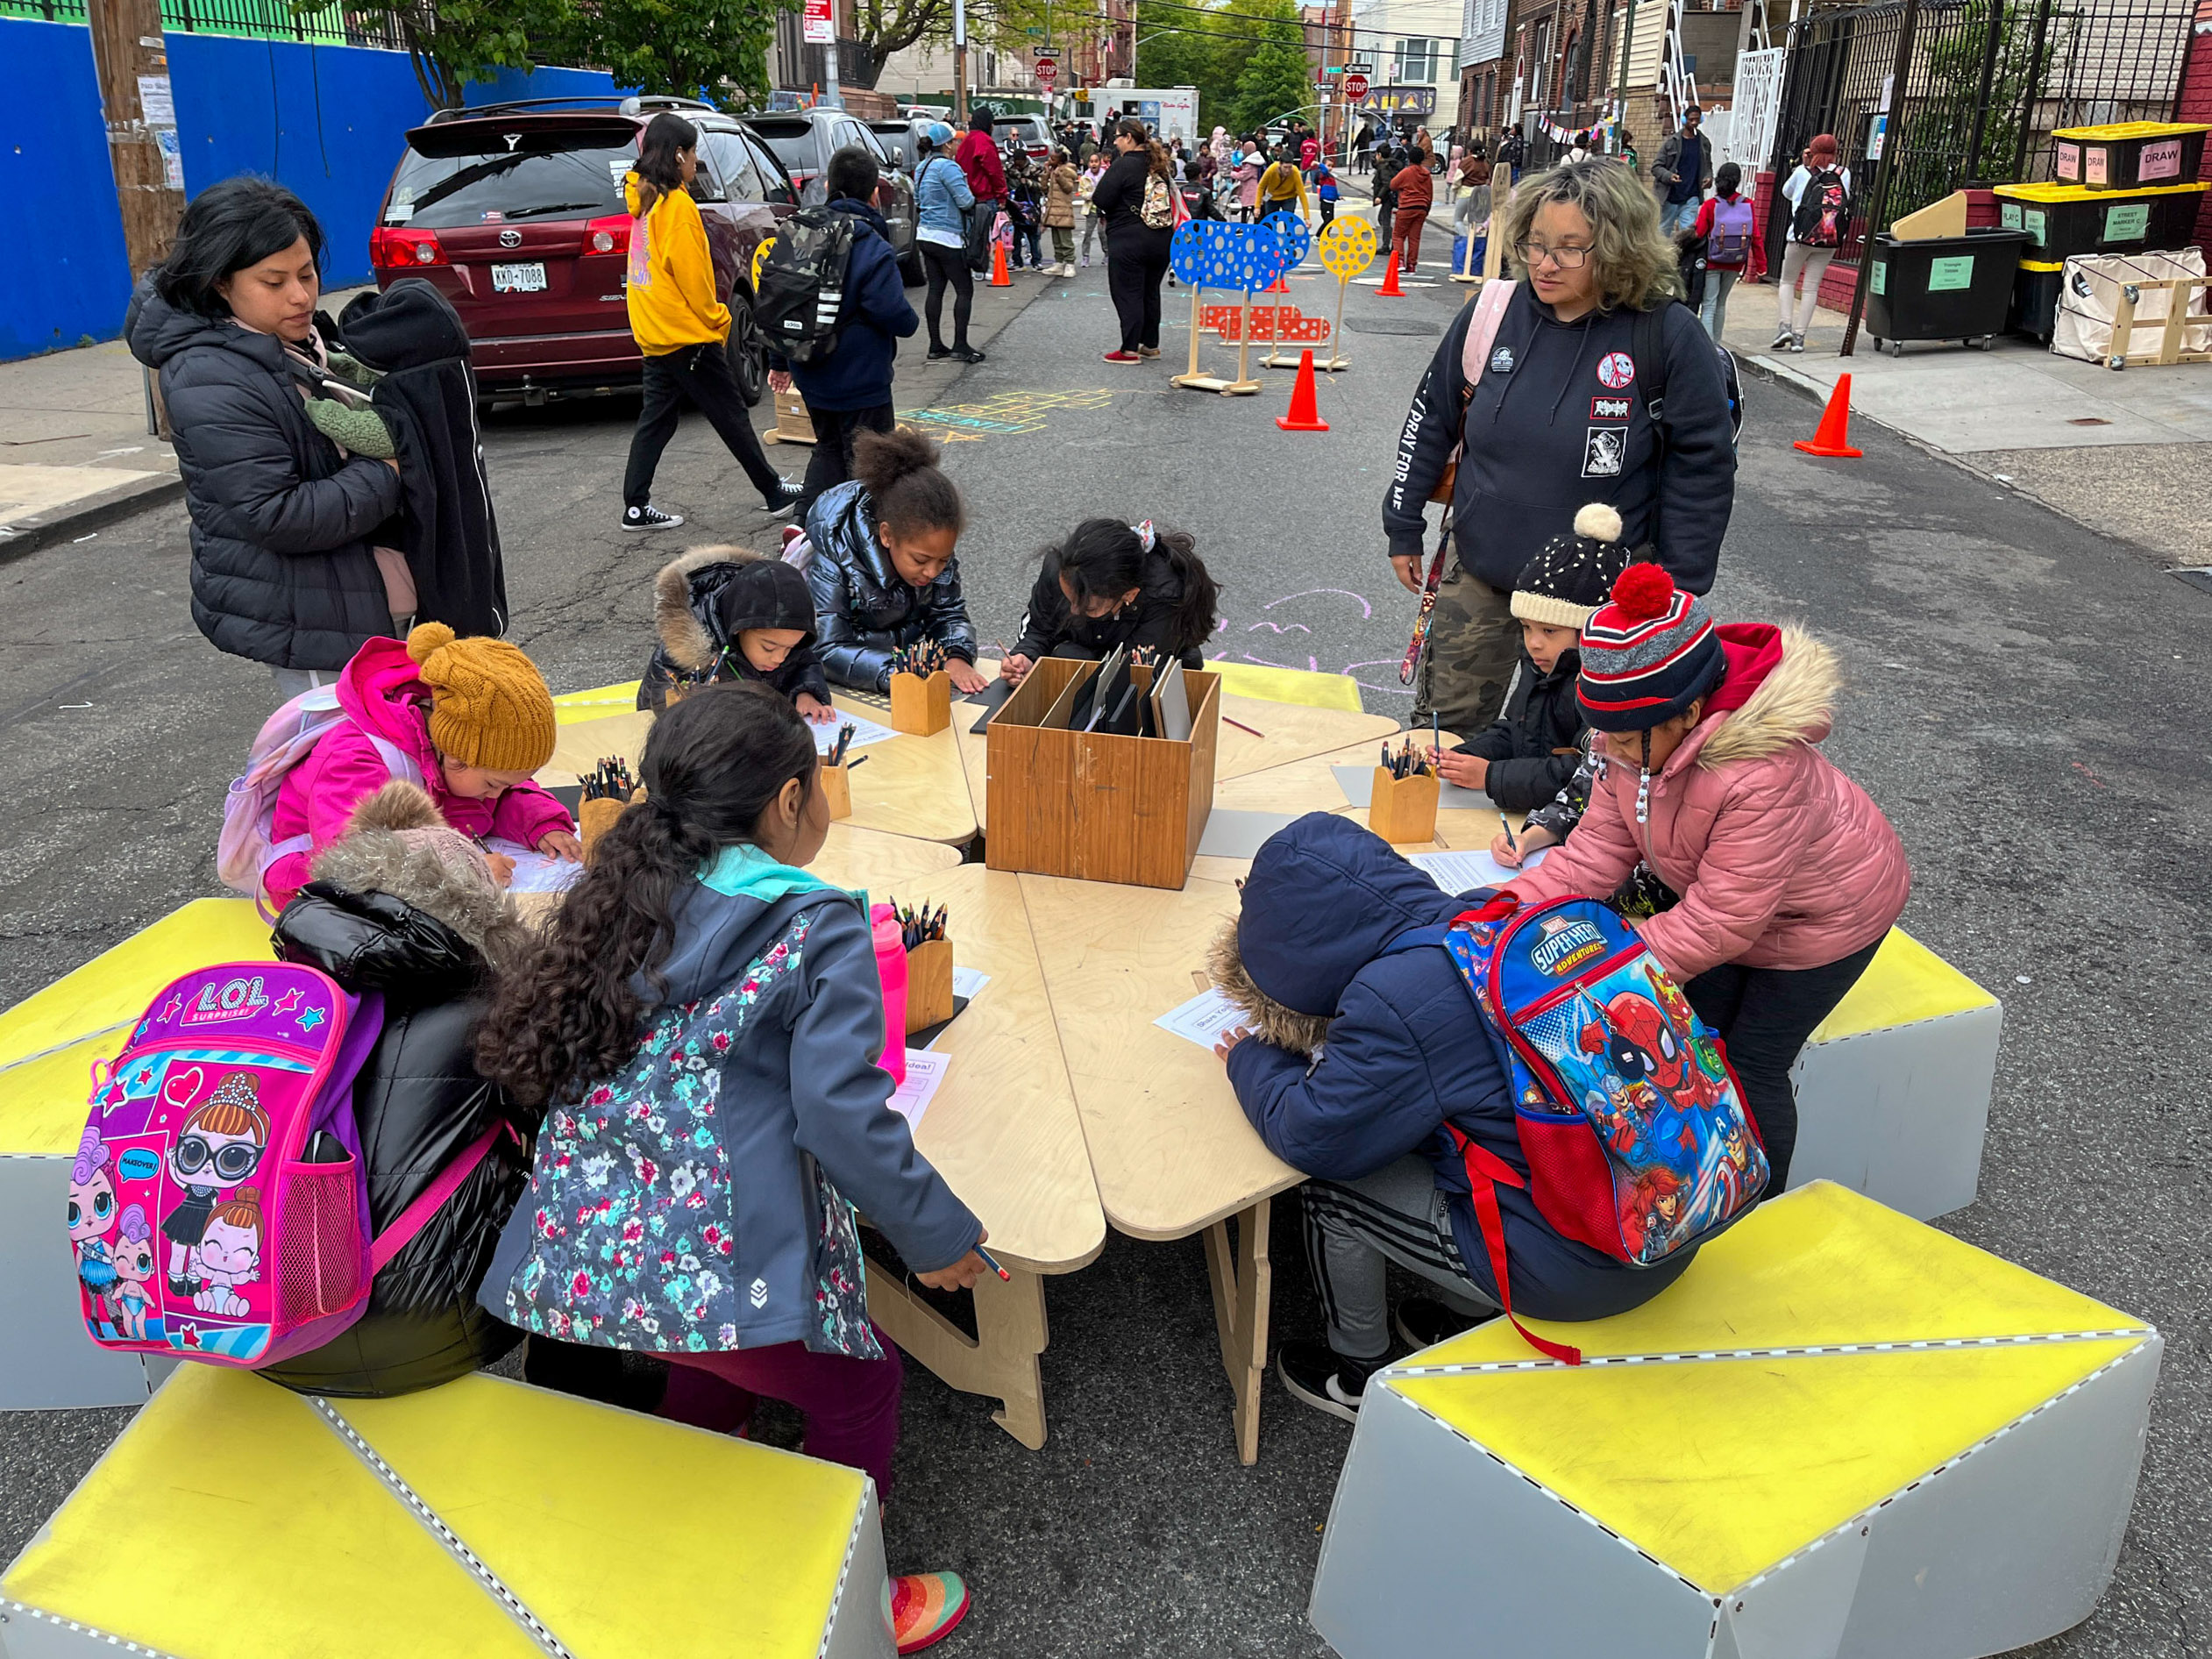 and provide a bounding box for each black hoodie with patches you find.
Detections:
[638,547,833,712]
[1382,283,1735,595]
